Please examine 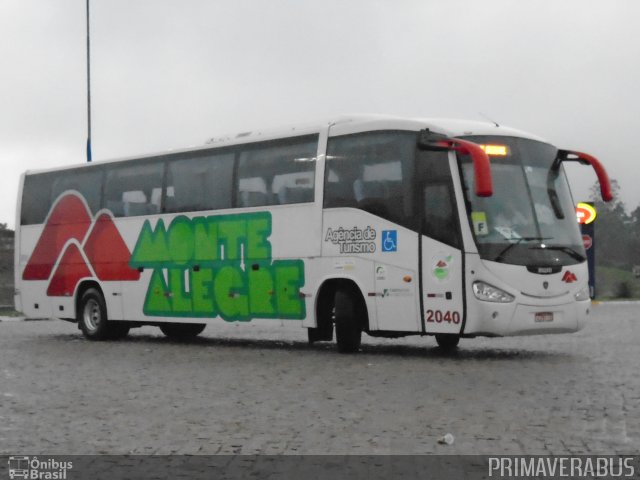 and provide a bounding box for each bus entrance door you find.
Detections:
[419,178,464,335]
[421,237,464,334]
